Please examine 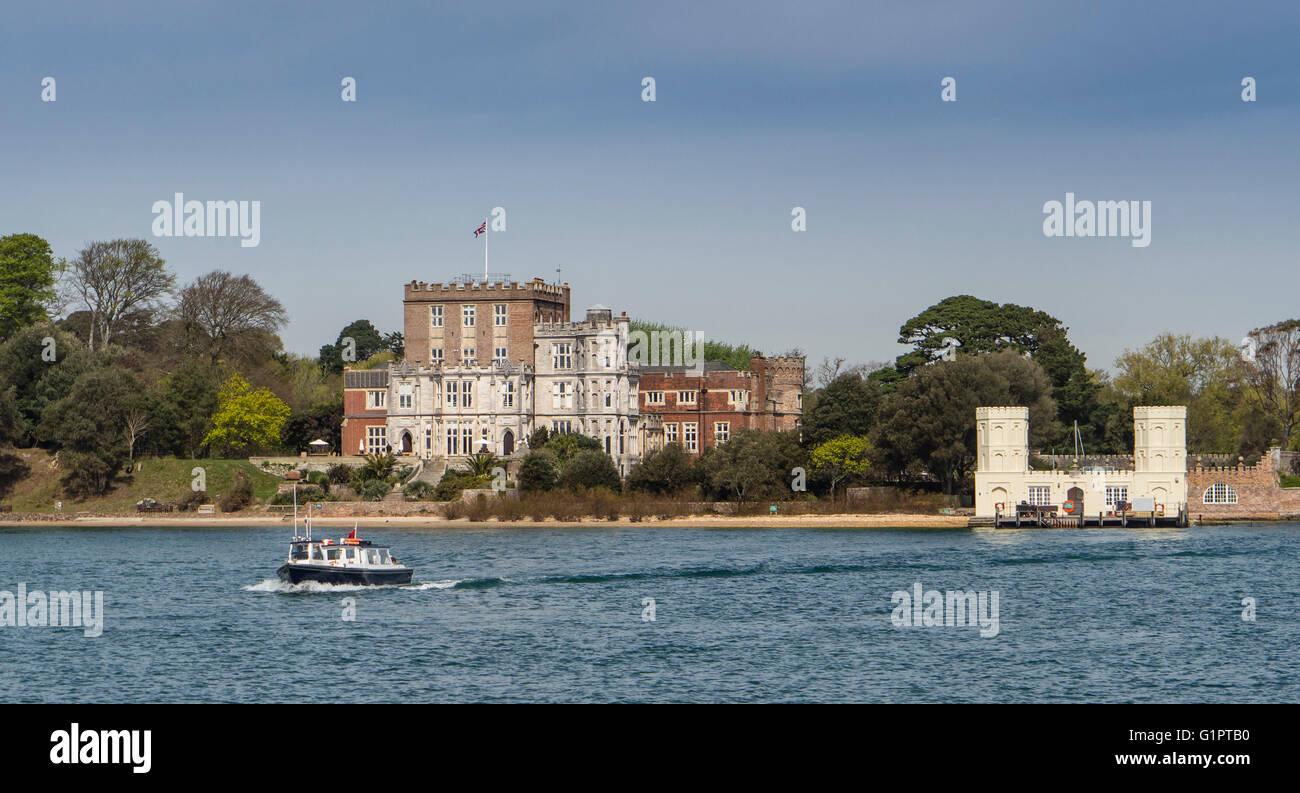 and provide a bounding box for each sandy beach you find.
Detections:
[0,512,972,530]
